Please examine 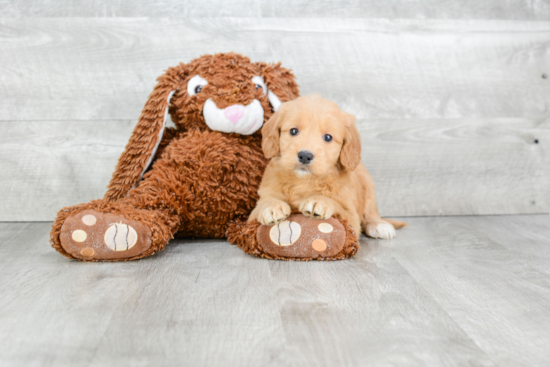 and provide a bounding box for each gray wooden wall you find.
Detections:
[1,1,549,221]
